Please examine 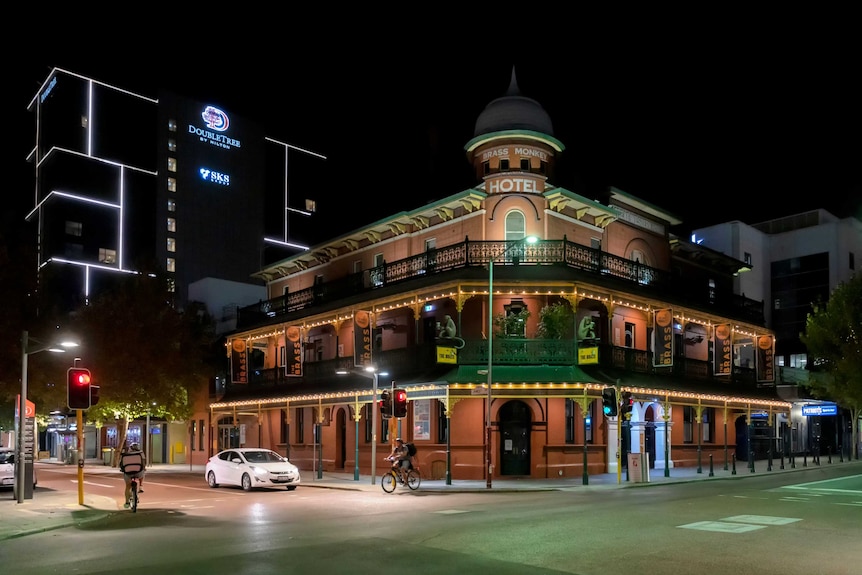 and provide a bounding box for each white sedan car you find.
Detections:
[0,448,37,490]
[205,448,301,491]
